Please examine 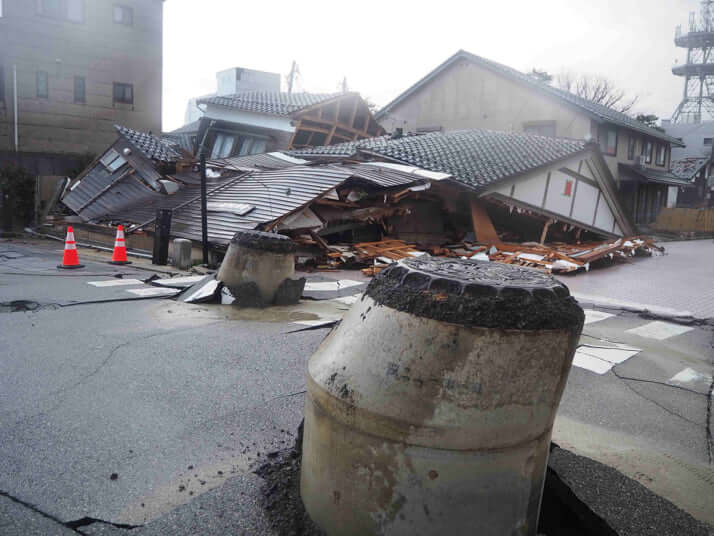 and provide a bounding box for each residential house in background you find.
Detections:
[0,0,163,177]
[170,67,384,159]
[376,50,686,226]
[662,119,714,207]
